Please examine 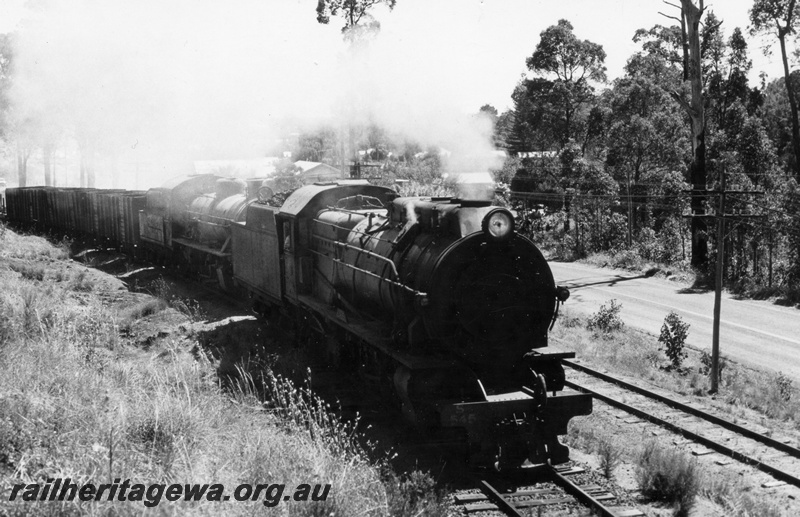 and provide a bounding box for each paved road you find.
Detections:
[549,261,800,381]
